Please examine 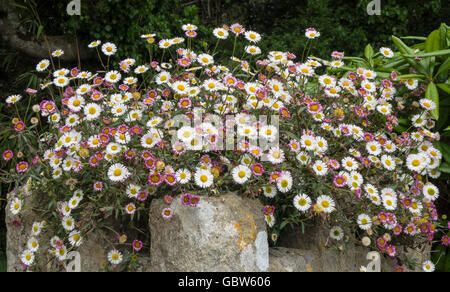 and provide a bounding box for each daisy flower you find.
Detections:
[316,195,335,213]
[213,27,229,39]
[232,165,252,184]
[62,216,75,231]
[68,230,83,247]
[419,98,436,111]
[125,203,136,215]
[357,214,372,230]
[84,103,102,121]
[27,237,39,252]
[267,147,285,164]
[422,183,439,201]
[305,28,320,39]
[293,194,311,212]
[108,250,123,265]
[105,70,121,84]
[197,53,214,66]
[10,197,22,215]
[256,184,274,198]
[312,160,328,176]
[422,260,435,272]
[380,47,394,58]
[101,42,117,56]
[36,59,50,72]
[381,155,396,171]
[245,45,261,55]
[162,207,173,220]
[276,171,292,193]
[107,163,130,182]
[88,40,101,48]
[53,76,70,87]
[6,94,22,104]
[265,214,275,227]
[244,31,261,43]
[21,250,35,266]
[194,169,214,188]
[230,23,245,35]
[330,226,344,240]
